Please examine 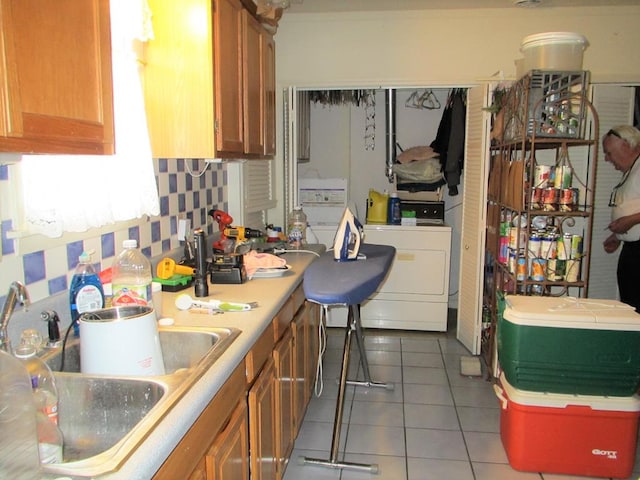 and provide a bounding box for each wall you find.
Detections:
[272,5,640,310]
[0,158,227,343]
